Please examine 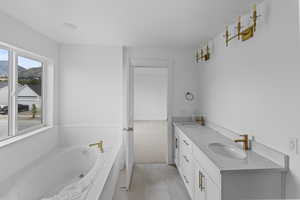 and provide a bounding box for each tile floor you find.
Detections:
[113,164,191,200]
